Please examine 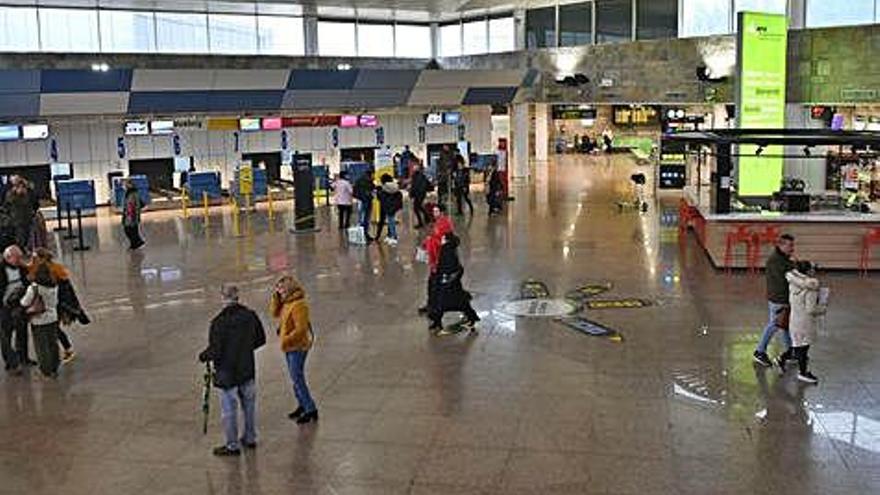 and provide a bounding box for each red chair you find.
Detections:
[724,224,756,274]
[751,225,781,270]
[859,228,880,276]
[678,199,705,244]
